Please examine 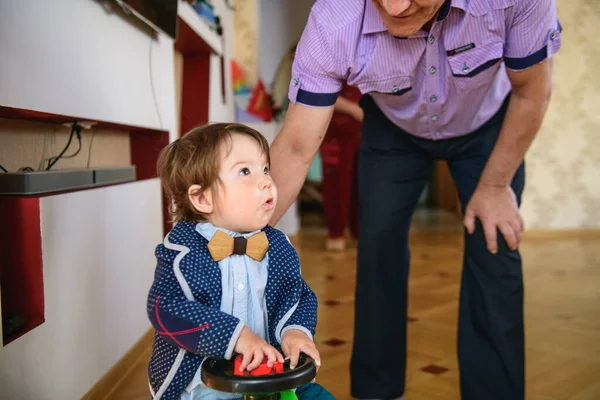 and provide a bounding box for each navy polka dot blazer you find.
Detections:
[146,220,318,399]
